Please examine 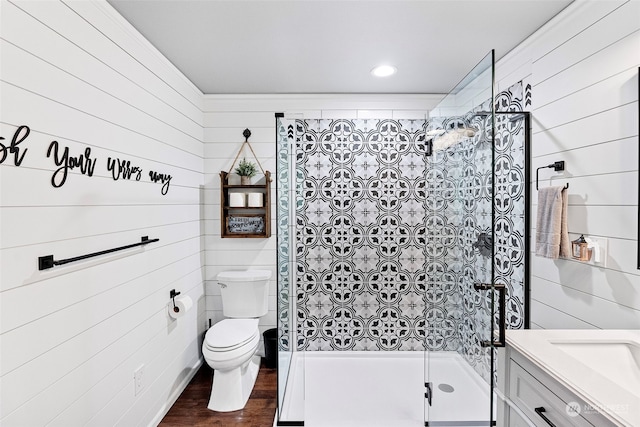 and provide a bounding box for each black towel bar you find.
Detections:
[38,236,159,270]
[536,161,569,190]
